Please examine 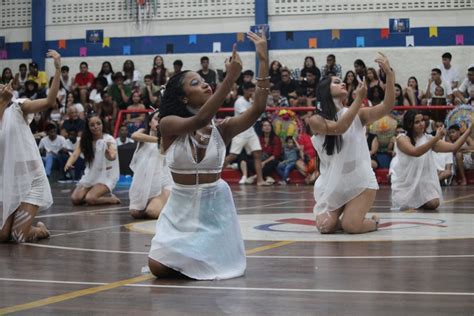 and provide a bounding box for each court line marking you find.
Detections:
[49,224,130,238]
[20,243,474,259]
[36,206,129,219]
[2,240,293,314]
[0,278,472,297]
[444,193,474,203]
